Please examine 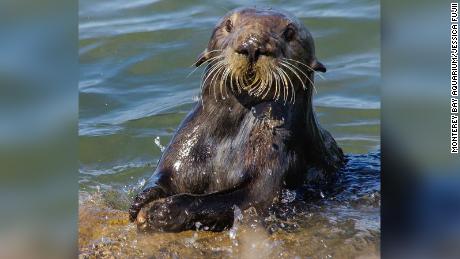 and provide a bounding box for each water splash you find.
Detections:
[154,136,165,152]
[228,205,243,245]
[280,189,296,203]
